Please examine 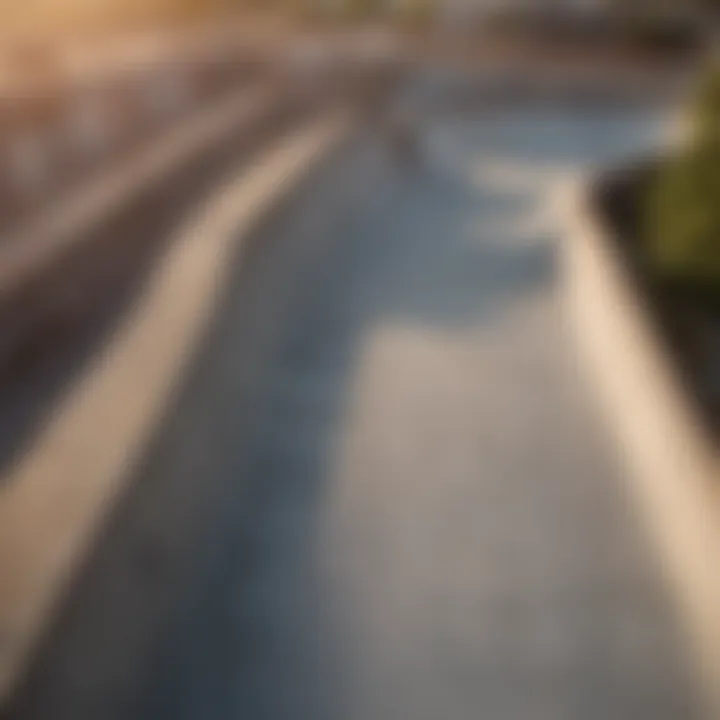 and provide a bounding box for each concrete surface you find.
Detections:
[6,109,702,719]
[0,113,350,705]
[564,173,720,718]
